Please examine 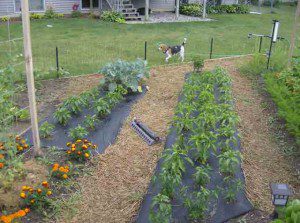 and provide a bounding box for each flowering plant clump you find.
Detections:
[20,181,52,208]
[15,136,29,152]
[0,208,30,223]
[66,139,97,162]
[0,145,4,169]
[51,163,70,179]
